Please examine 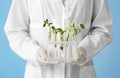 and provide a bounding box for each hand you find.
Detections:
[36,48,60,66]
[65,47,86,64]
